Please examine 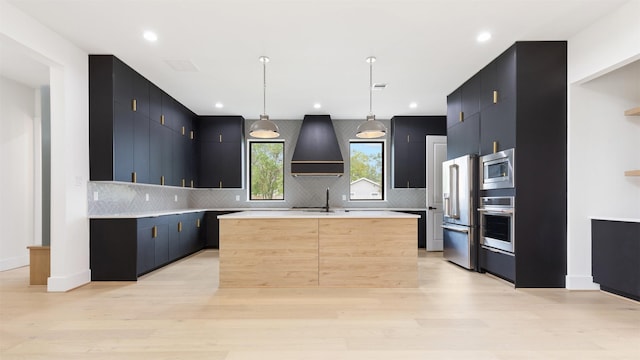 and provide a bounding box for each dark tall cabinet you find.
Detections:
[446,41,568,288]
[391,116,446,188]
